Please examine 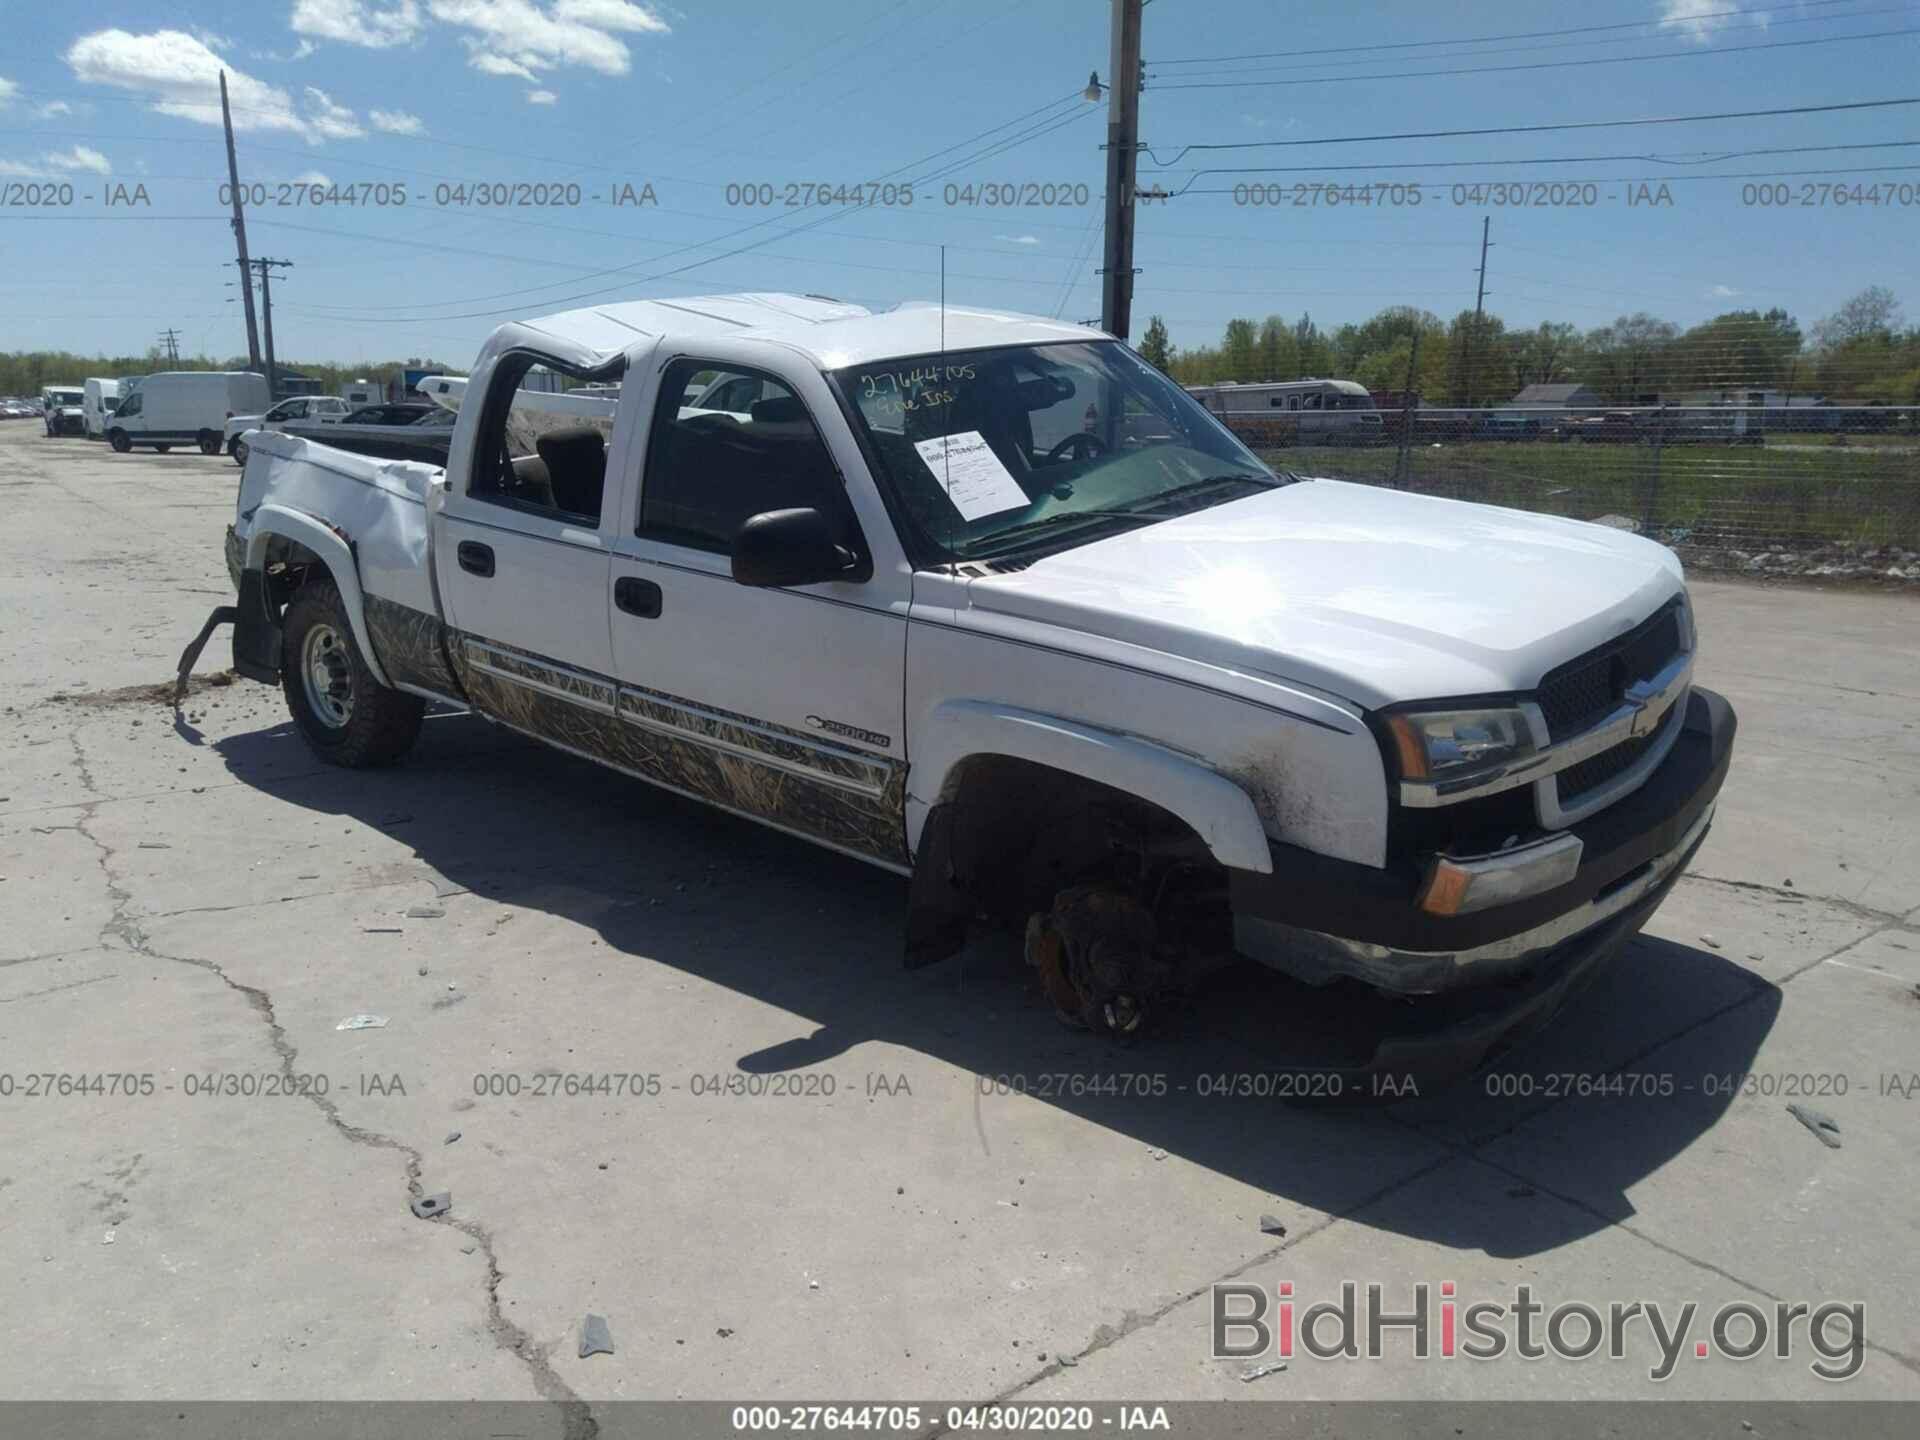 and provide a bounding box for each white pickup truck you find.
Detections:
[181,292,1734,1085]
